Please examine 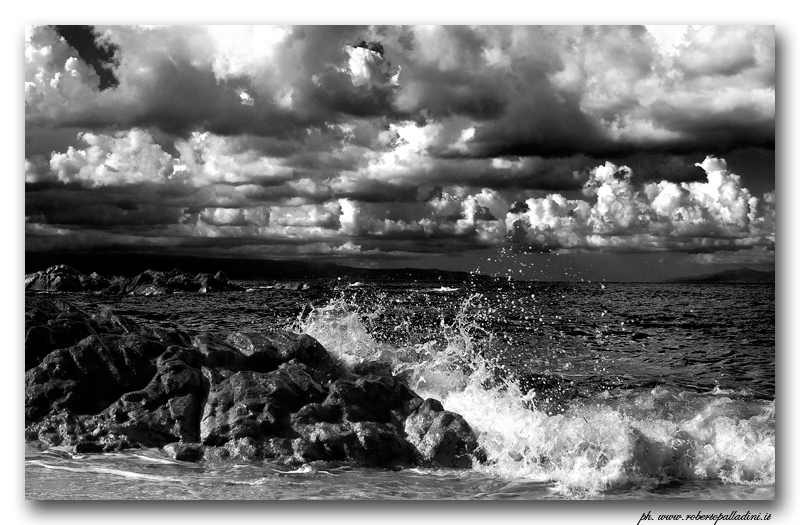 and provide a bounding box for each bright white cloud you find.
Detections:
[507,157,774,253]
[44,129,175,186]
